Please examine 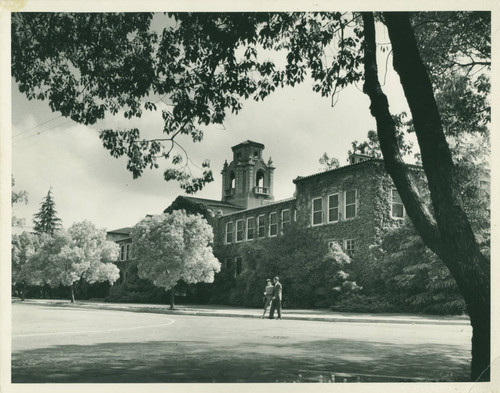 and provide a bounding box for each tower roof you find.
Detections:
[231,140,265,151]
